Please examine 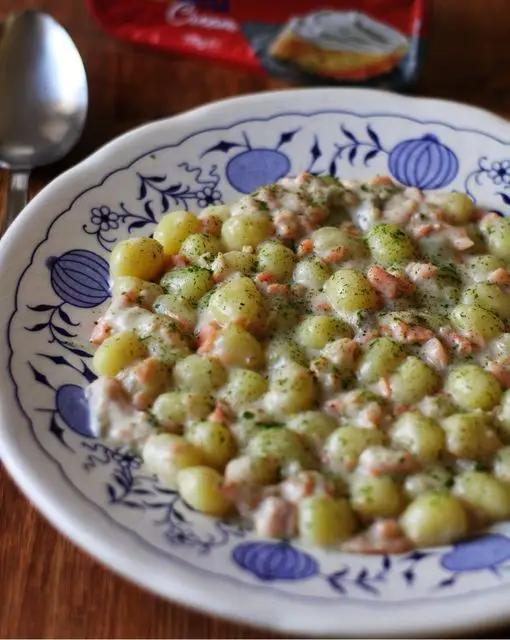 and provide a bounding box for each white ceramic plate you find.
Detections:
[3,88,510,638]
